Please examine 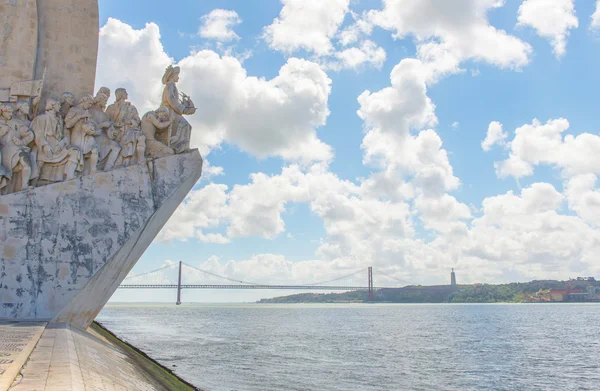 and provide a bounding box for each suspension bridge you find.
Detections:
[118,262,409,304]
